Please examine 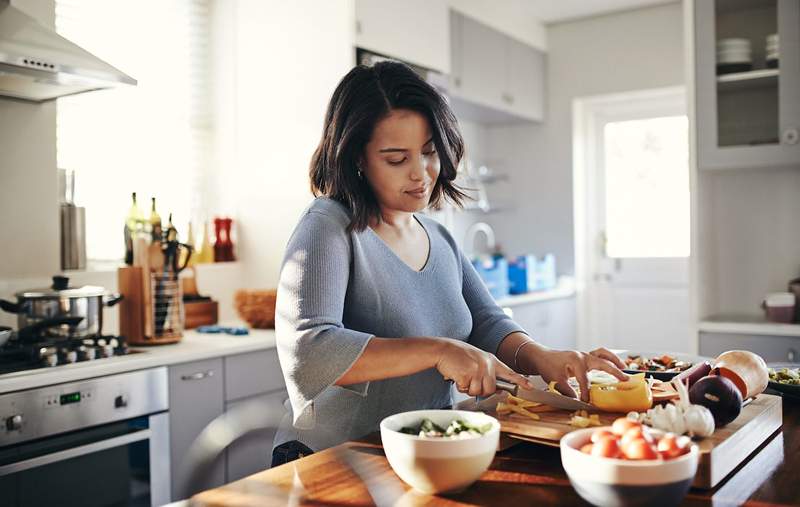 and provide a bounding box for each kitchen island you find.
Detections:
[189,401,800,506]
